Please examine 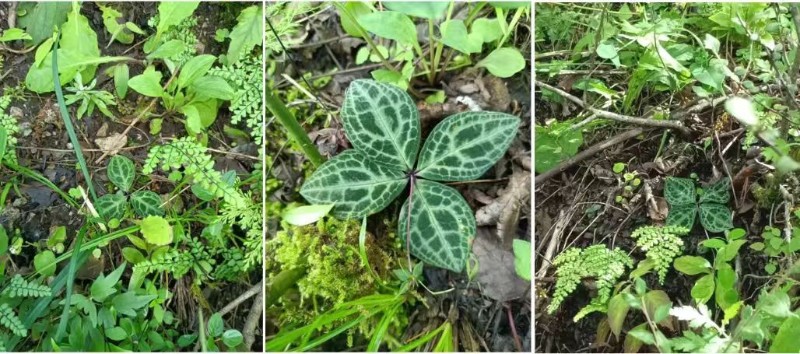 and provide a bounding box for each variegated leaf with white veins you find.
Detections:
[341,79,420,171]
[416,111,519,181]
[300,150,408,218]
[398,179,476,272]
